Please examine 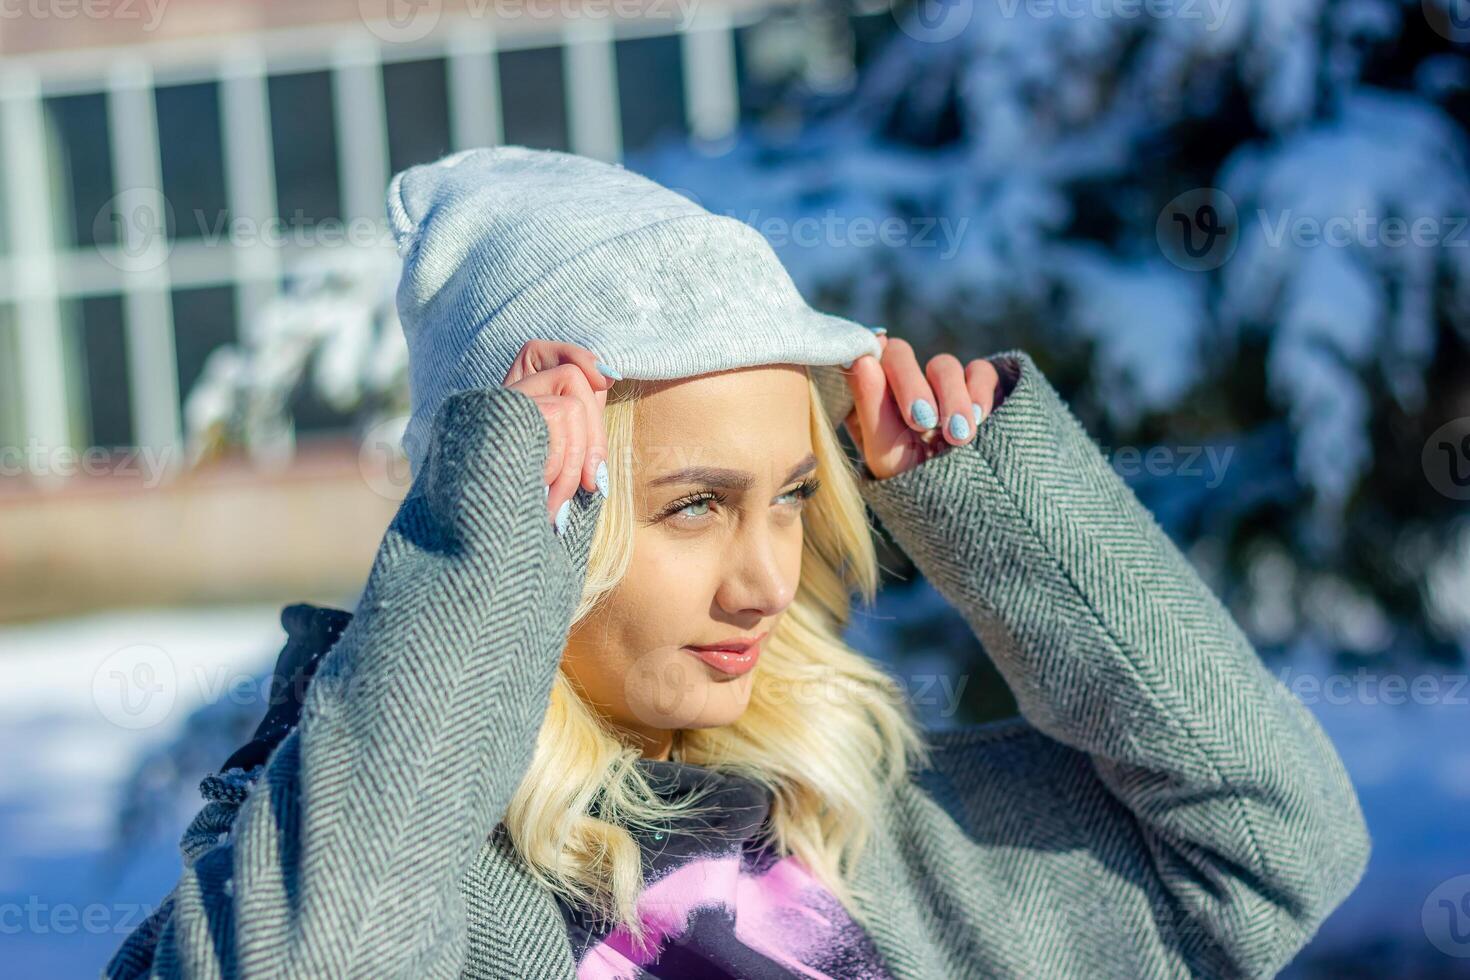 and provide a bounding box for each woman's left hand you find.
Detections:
[842,334,1003,481]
